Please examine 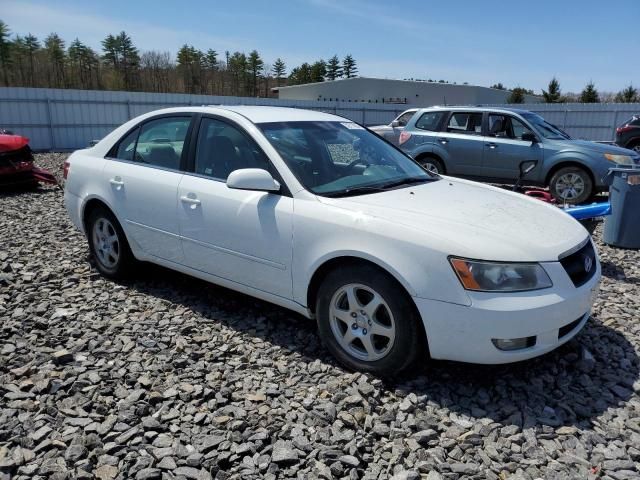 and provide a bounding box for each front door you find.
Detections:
[483,114,543,180]
[177,116,294,298]
[103,115,192,263]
